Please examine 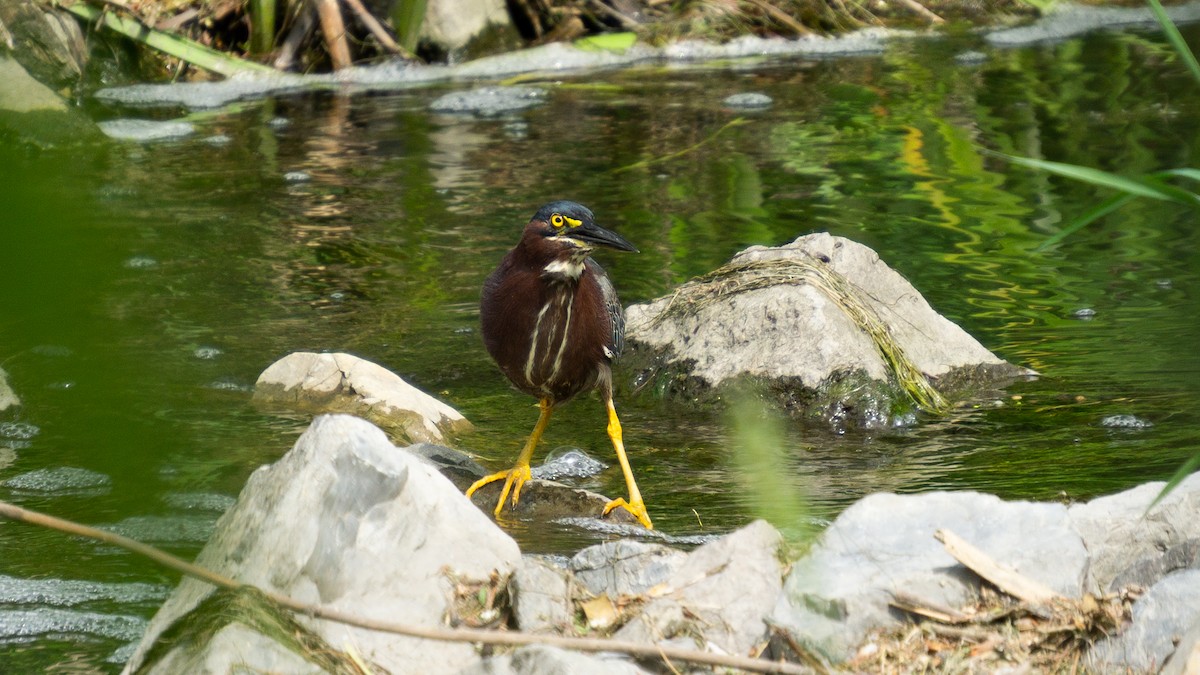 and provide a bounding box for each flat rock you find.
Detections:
[121,414,521,675]
[769,490,1087,662]
[1069,472,1200,593]
[253,351,471,444]
[569,540,687,598]
[462,644,649,675]
[510,557,574,634]
[624,233,1032,424]
[1088,569,1200,672]
[614,520,783,657]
